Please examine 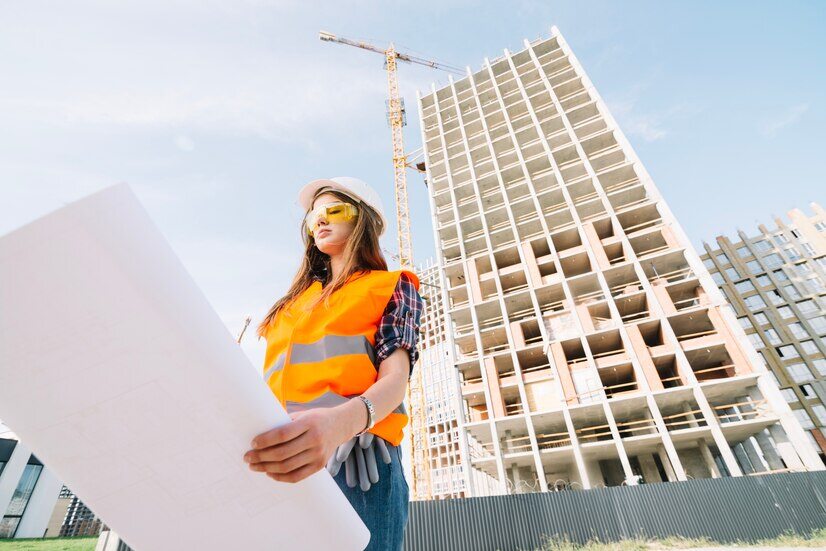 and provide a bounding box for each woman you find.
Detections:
[243,176,423,550]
